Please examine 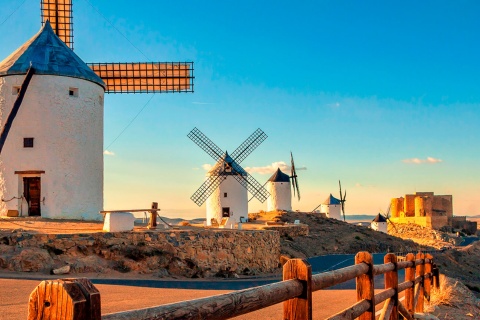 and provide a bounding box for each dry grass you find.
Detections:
[425,275,480,318]
[426,275,456,311]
